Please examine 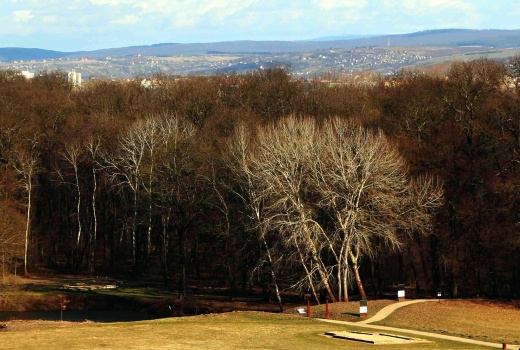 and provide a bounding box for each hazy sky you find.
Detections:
[0,0,518,52]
